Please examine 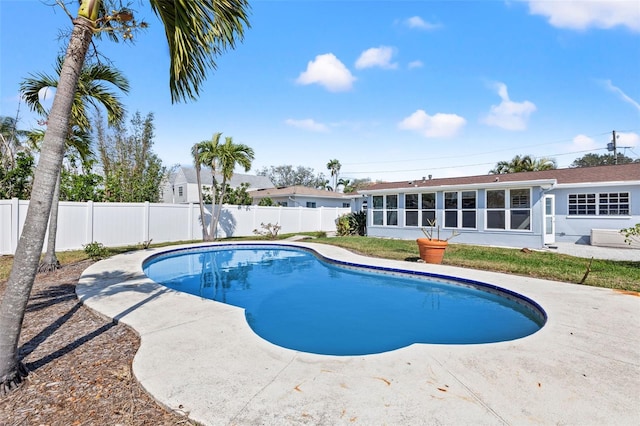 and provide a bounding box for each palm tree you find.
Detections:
[326,159,341,191]
[337,177,350,192]
[193,133,224,241]
[0,0,250,395]
[489,154,557,174]
[0,116,29,170]
[20,58,129,271]
[191,143,209,240]
[211,136,254,238]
